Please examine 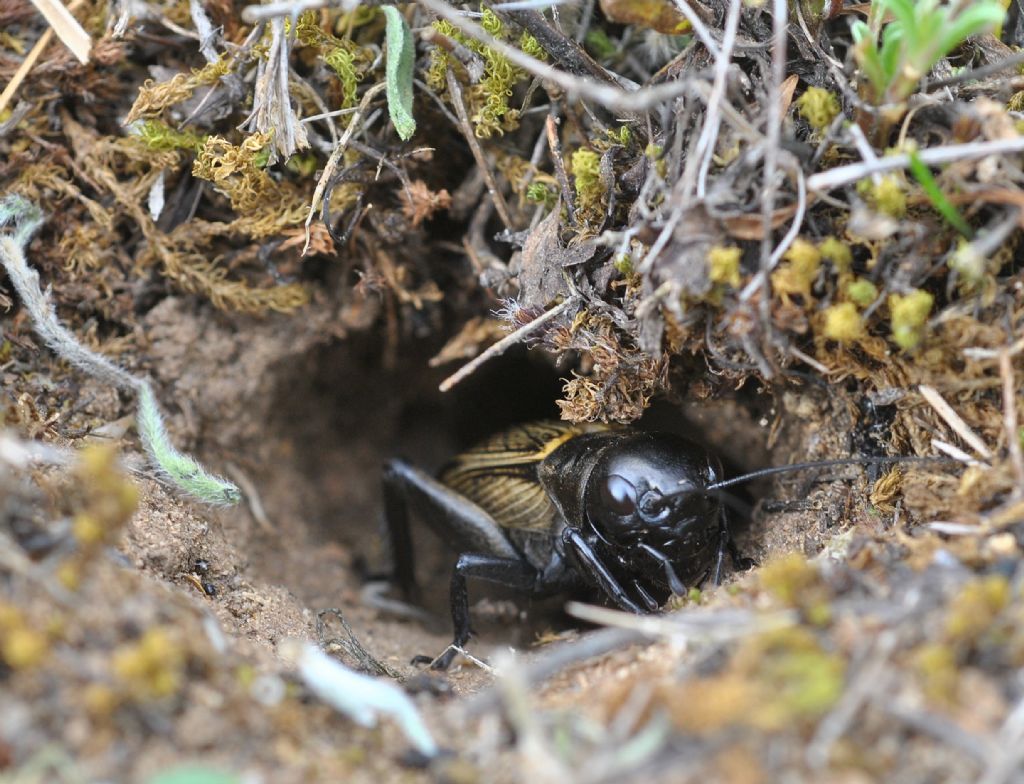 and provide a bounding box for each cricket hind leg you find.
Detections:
[383,460,535,667]
[382,459,521,599]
